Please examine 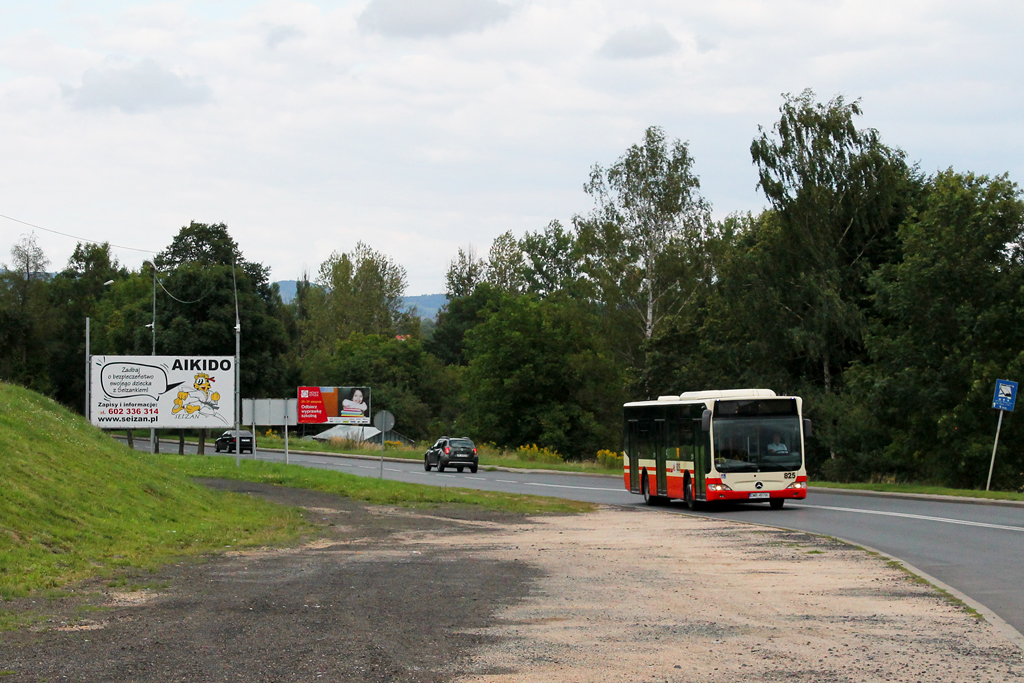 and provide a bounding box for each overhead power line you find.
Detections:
[0,212,157,254]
